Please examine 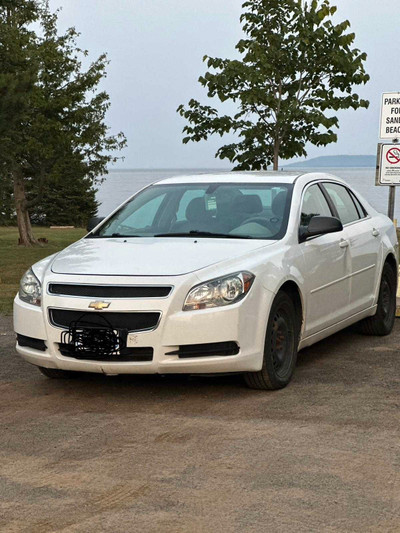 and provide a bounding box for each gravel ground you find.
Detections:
[0,315,399,533]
